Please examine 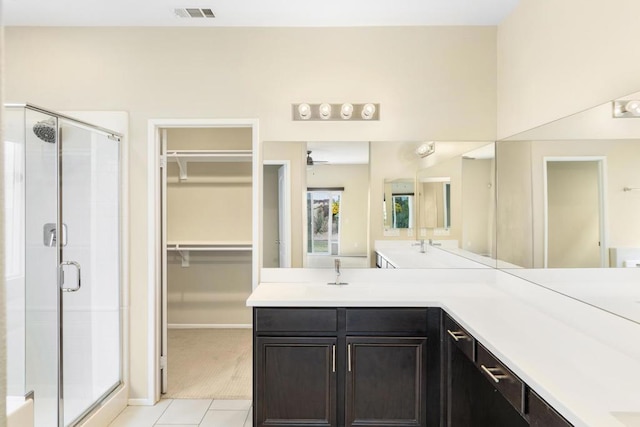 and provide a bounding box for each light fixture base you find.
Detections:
[292,103,380,121]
